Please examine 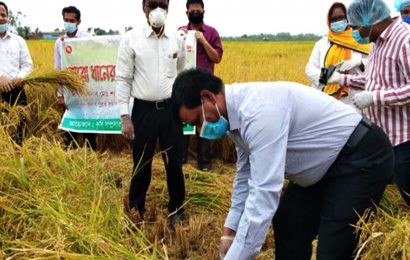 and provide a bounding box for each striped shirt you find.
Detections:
[341,18,410,146]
